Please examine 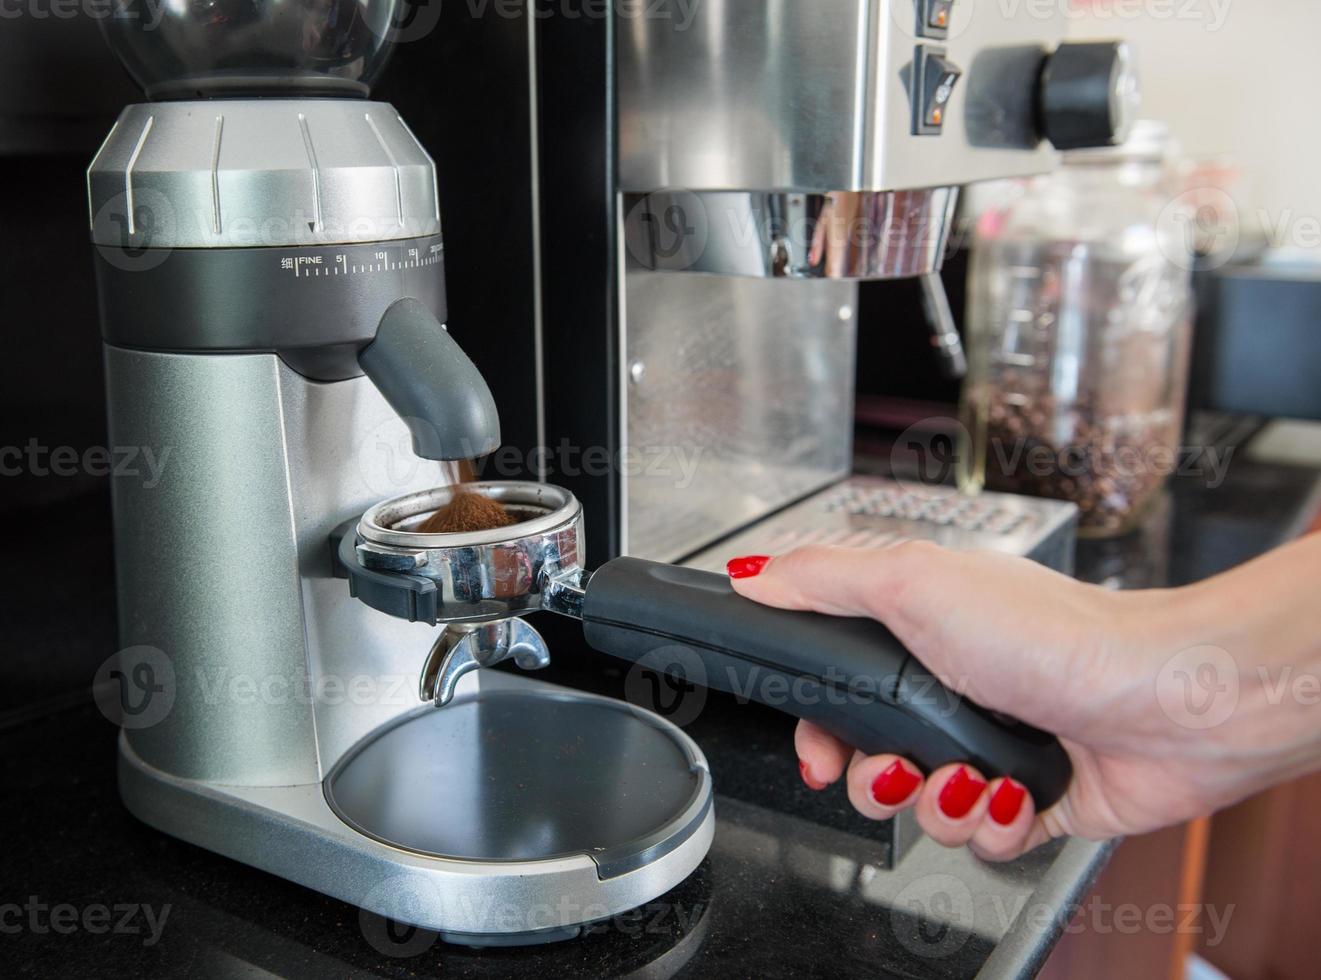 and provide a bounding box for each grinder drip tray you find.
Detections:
[324,686,712,887]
